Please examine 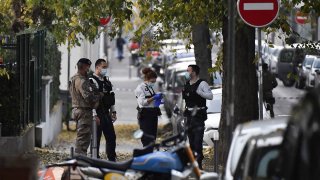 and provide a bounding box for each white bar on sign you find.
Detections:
[244,3,274,10]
